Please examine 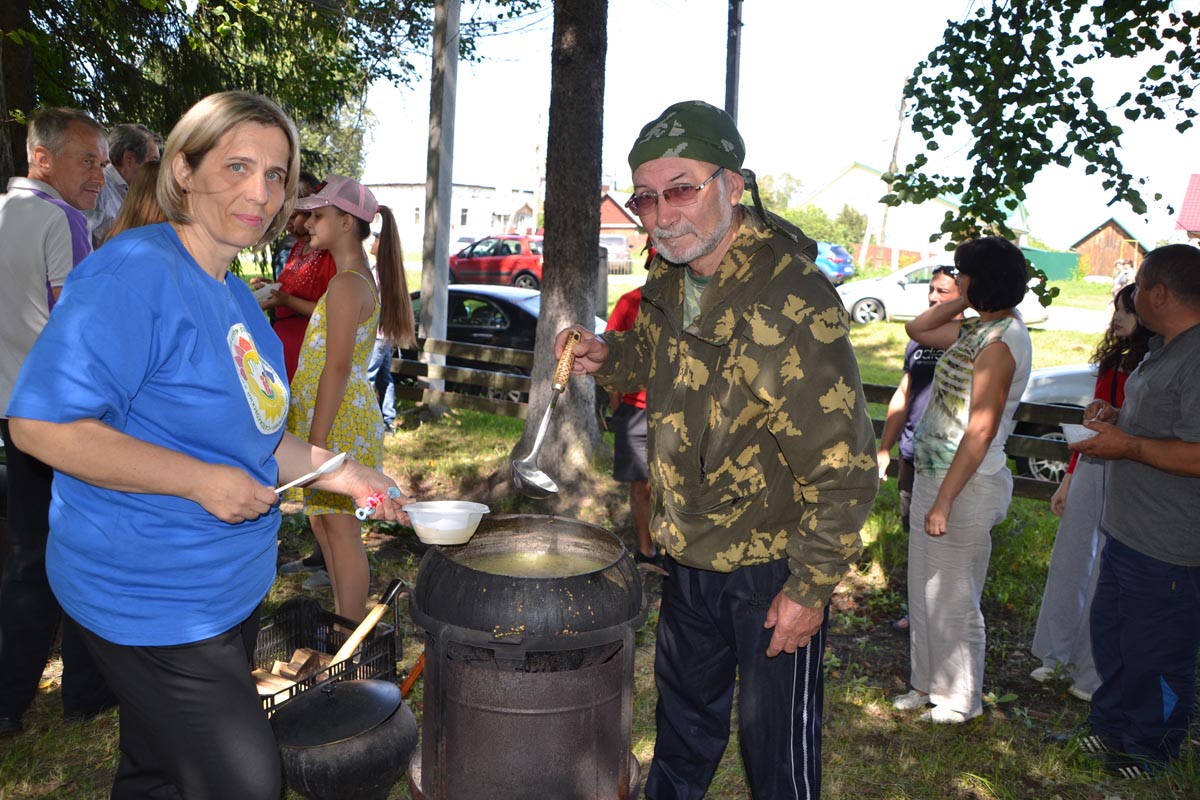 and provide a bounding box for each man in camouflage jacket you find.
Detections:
[559,101,878,799]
